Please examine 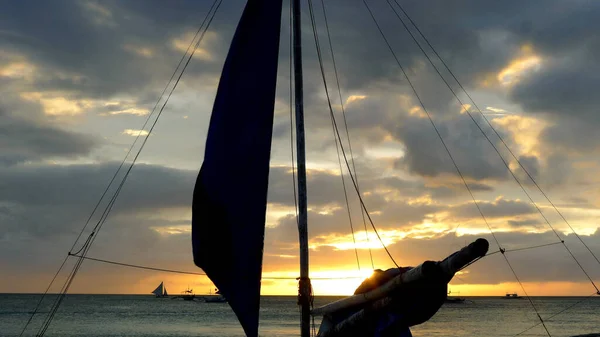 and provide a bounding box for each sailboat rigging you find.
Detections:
[192,1,488,336]
[18,1,600,337]
[191,1,599,336]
